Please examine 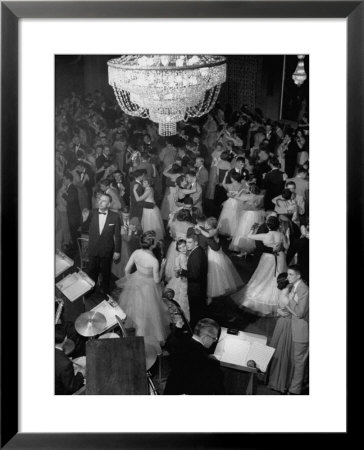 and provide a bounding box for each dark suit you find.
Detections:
[286,237,309,283]
[180,246,208,328]
[55,348,84,395]
[254,222,275,255]
[129,180,154,221]
[285,141,299,178]
[83,209,121,294]
[164,338,225,395]
[263,168,285,210]
[62,183,81,248]
[225,167,249,184]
